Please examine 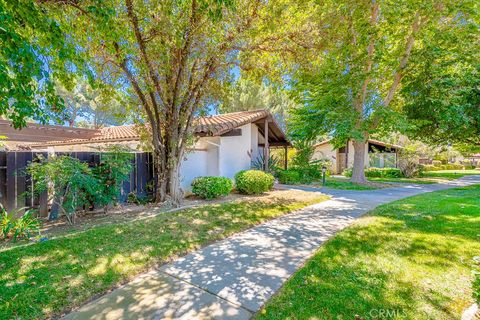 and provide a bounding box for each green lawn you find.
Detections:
[257,185,480,320]
[421,169,480,180]
[0,193,328,319]
[312,177,383,190]
[369,177,438,184]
